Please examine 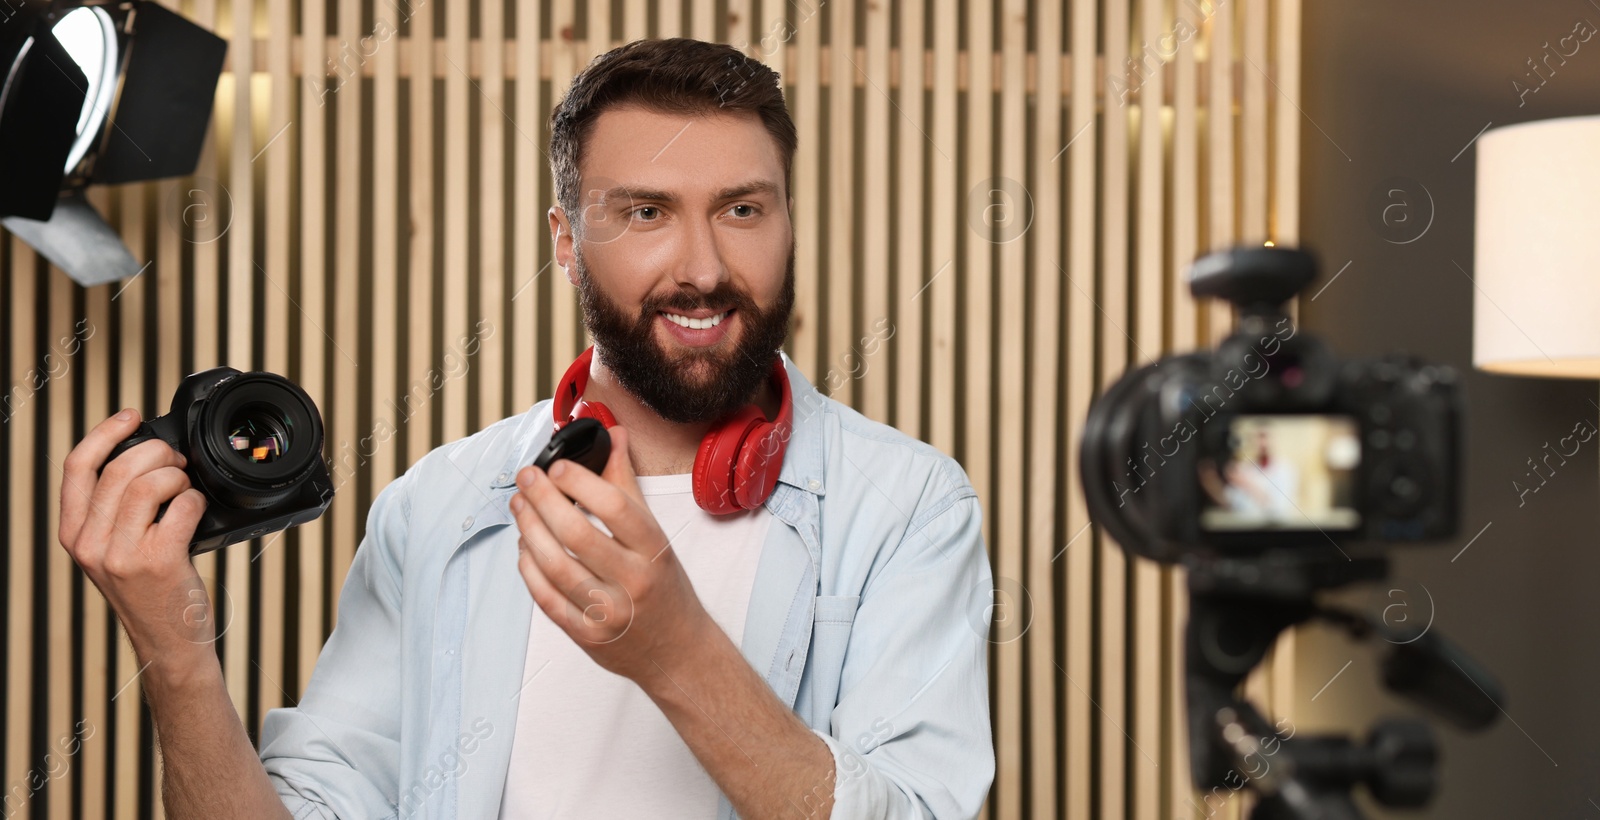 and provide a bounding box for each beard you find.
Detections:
[574,244,795,425]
